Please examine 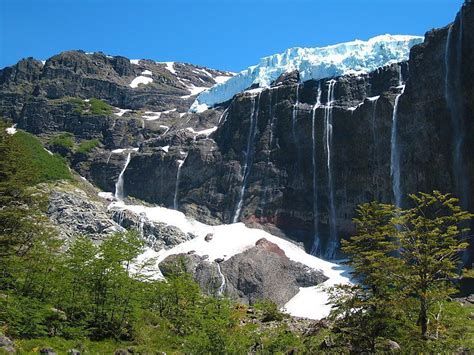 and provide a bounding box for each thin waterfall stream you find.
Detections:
[310,82,322,256]
[232,93,261,223]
